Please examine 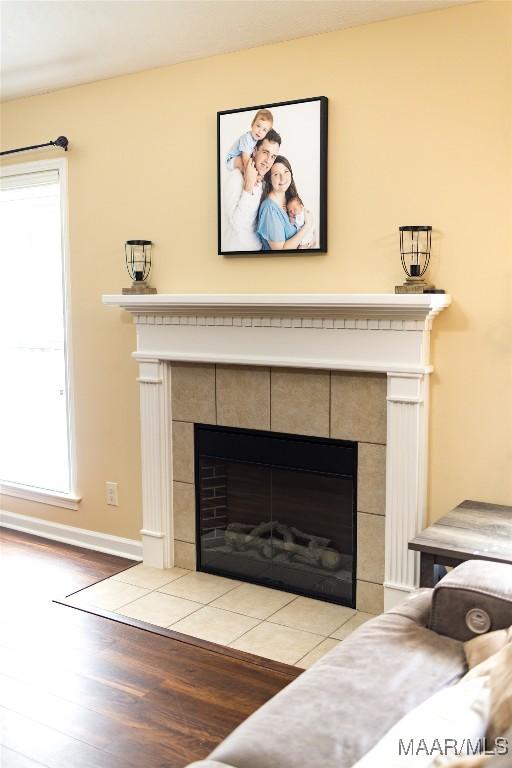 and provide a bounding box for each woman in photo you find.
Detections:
[256,156,315,250]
